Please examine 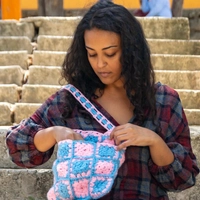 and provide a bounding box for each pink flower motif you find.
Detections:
[72,179,89,197]
[47,187,56,200]
[57,161,68,177]
[74,142,94,157]
[95,161,114,174]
